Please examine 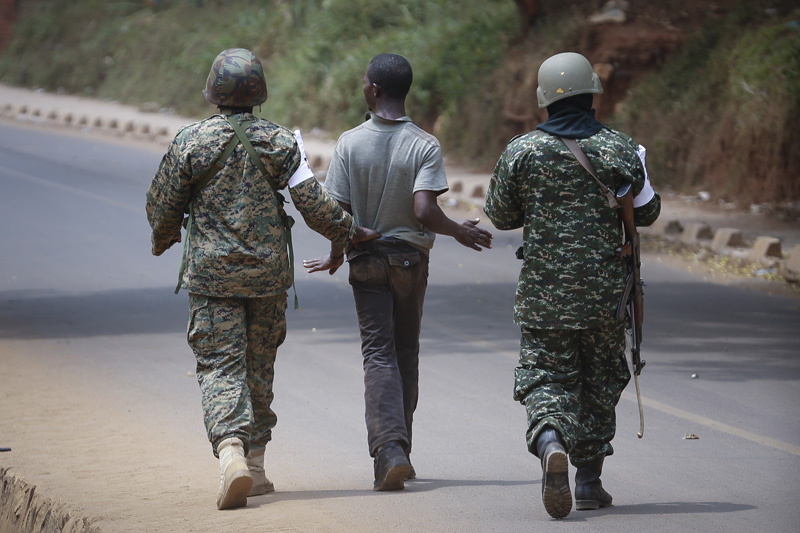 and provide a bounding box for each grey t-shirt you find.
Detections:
[324,113,449,254]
